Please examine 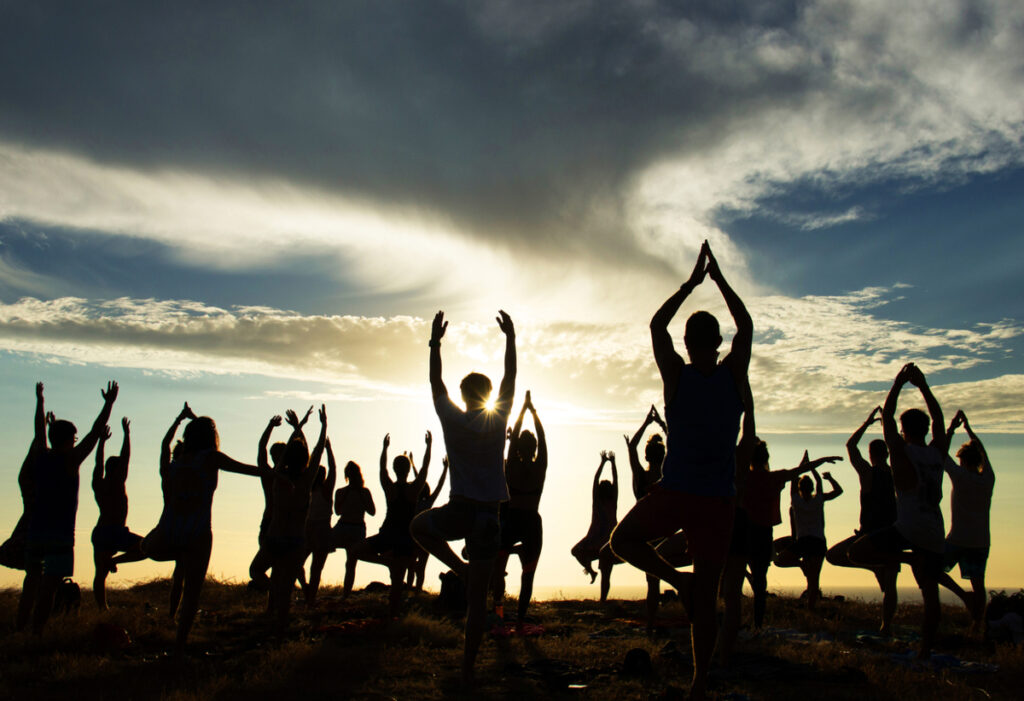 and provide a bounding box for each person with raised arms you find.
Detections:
[408,455,448,591]
[301,437,338,608]
[570,451,618,601]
